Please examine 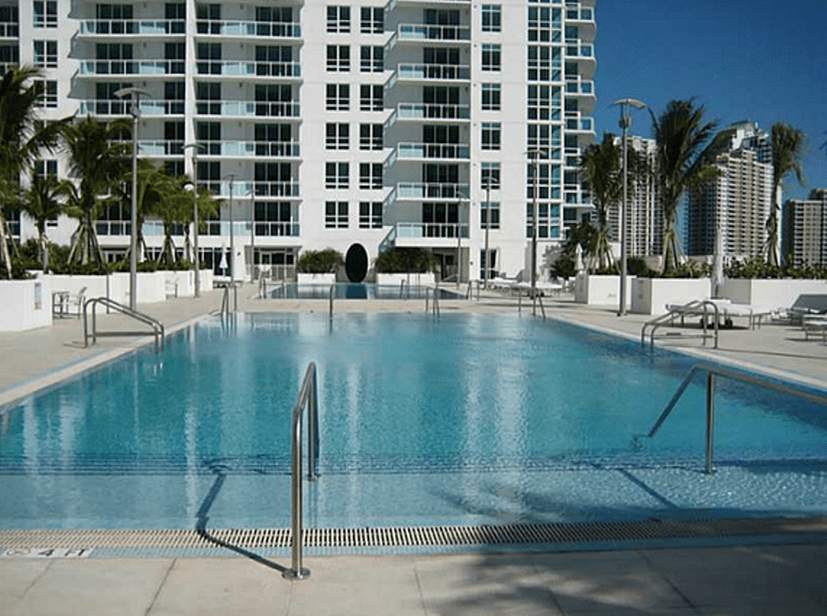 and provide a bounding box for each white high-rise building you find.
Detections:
[687,122,772,260]
[3,0,596,283]
[783,188,827,268]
